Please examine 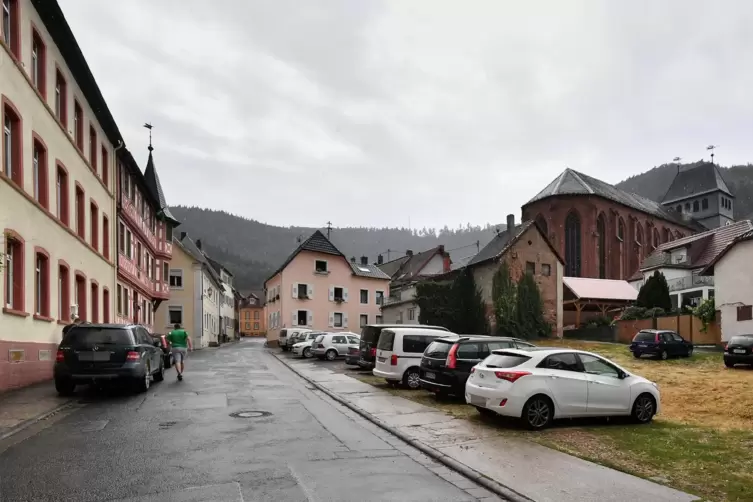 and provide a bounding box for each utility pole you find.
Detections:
[326,221,333,240]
